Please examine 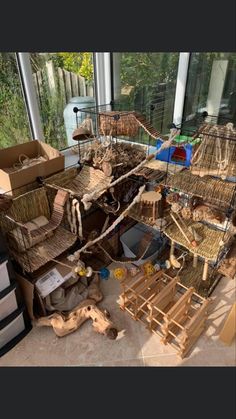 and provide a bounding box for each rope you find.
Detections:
[76,200,83,239]
[97,234,155,265]
[12,154,48,171]
[68,184,146,262]
[66,199,74,233]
